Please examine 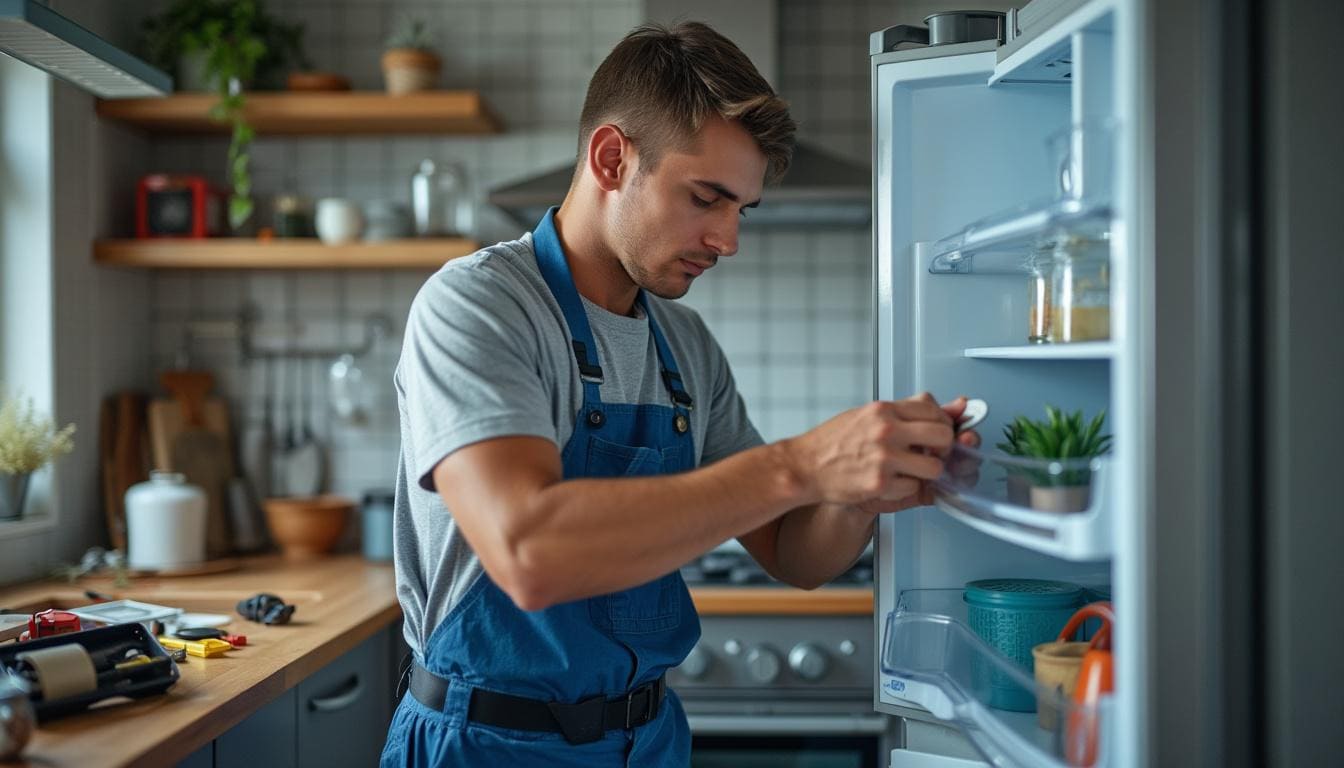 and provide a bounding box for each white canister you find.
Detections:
[124,471,207,570]
[315,198,365,244]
